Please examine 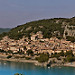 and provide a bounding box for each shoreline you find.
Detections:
[64,62,75,67]
[0,58,48,67]
[0,58,38,64]
[0,58,75,68]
